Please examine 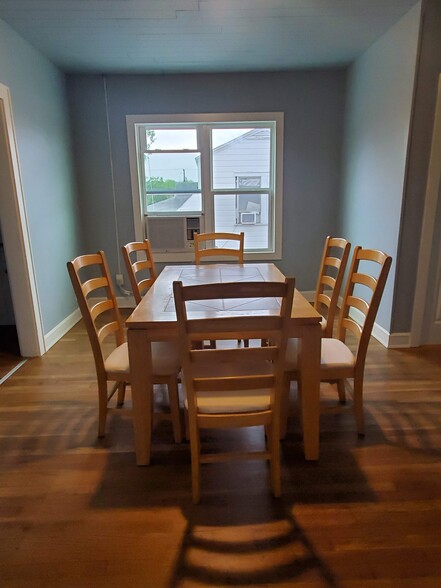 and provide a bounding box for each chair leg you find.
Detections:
[337,379,346,404]
[268,421,281,498]
[353,376,365,436]
[97,378,108,438]
[167,376,182,443]
[189,415,201,504]
[280,374,291,440]
[116,382,126,407]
